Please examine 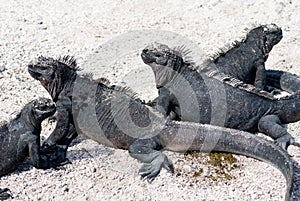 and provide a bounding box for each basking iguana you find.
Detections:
[141,43,300,150]
[0,98,60,200]
[28,56,295,200]
[209,23,300,94]
[210,24,300,93]
[209,23,283,90]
